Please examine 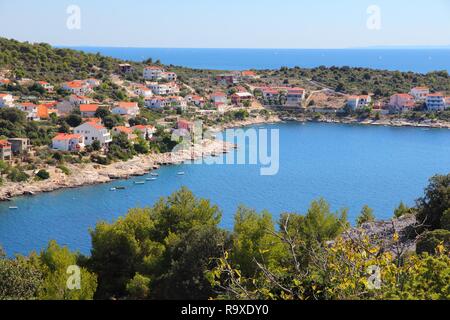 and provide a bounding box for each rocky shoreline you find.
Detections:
[0,139,235,202]
[281,115,450,129]
[1,114,449,202]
